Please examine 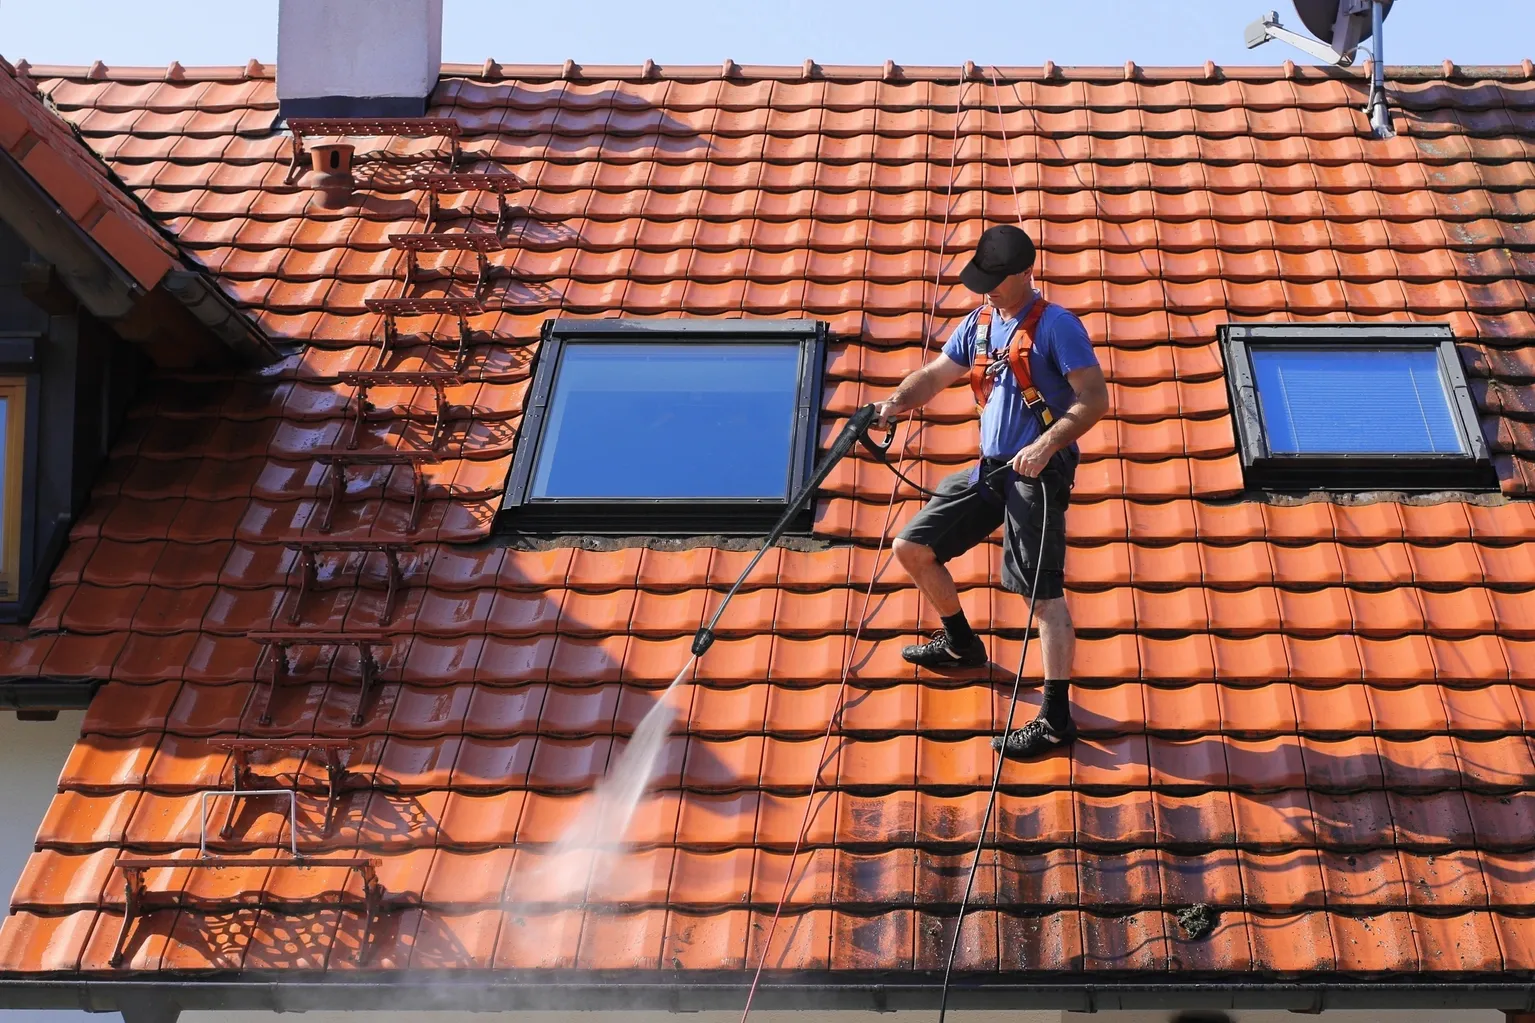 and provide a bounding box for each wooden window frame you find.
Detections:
[0,376,25,601]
